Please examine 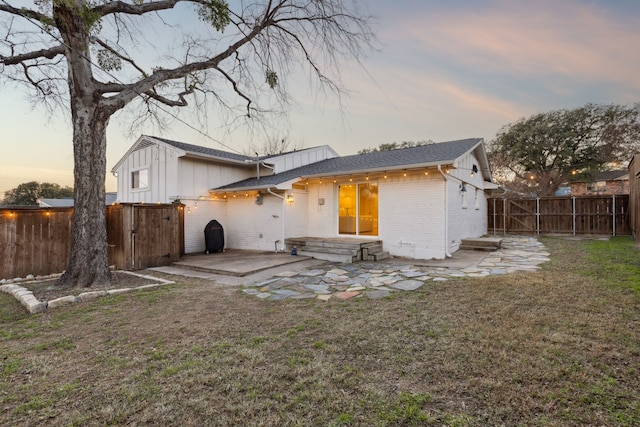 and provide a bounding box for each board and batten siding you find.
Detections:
[267,146,338,173]
[115,143,179,204]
